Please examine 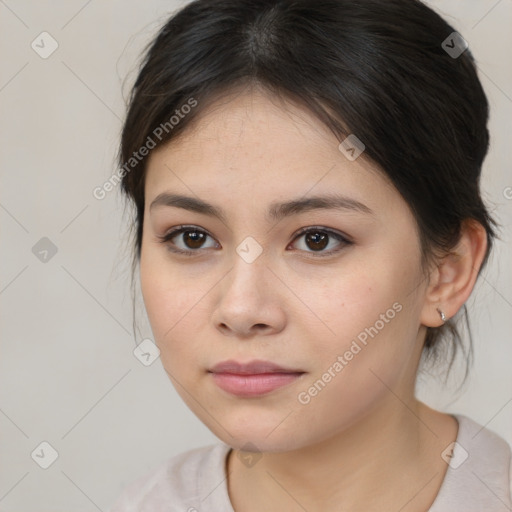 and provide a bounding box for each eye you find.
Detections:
[158,225,218,256]
[288,226,352,257]
[158,225,352,257]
